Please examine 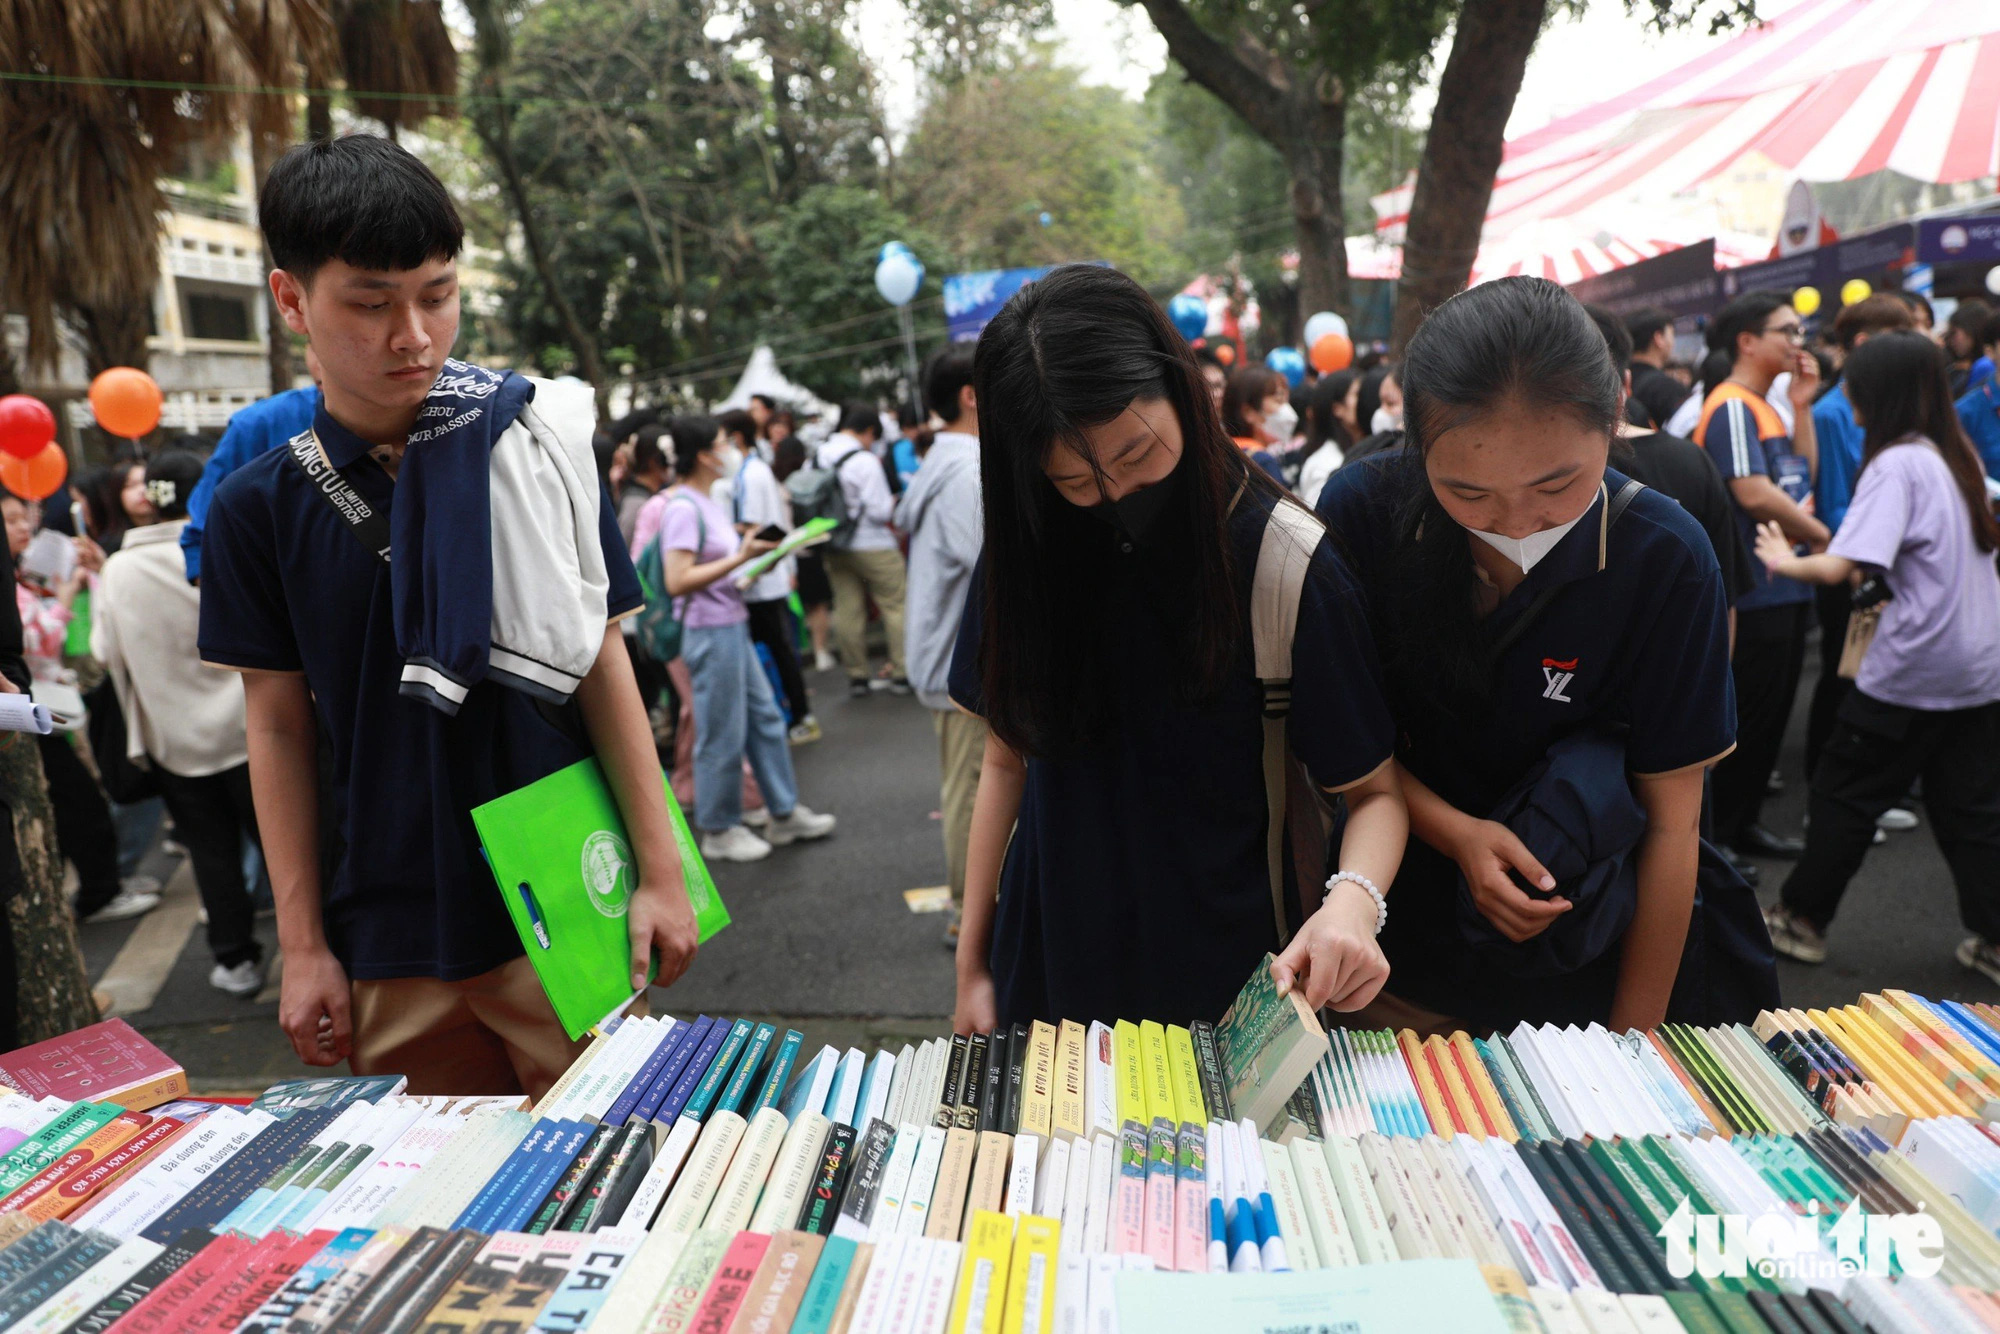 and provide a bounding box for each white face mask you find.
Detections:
[1466,506,1589,575]
[713,444,744,474]
[1370,405,1403,435]
[1264,402,1299,441]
